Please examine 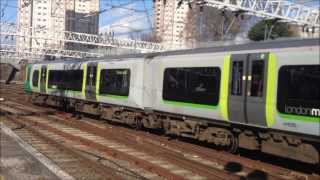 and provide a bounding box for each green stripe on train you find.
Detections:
[266,53,277,127]
[46,66,49,93]
[82,64,87,99]
[96,63,101,101]
[220,55,231,121]
[24,64,32,92]
[162,100,218,109]
[279,113,320,122]
[100,94,129,100]
[37,67,41,92]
